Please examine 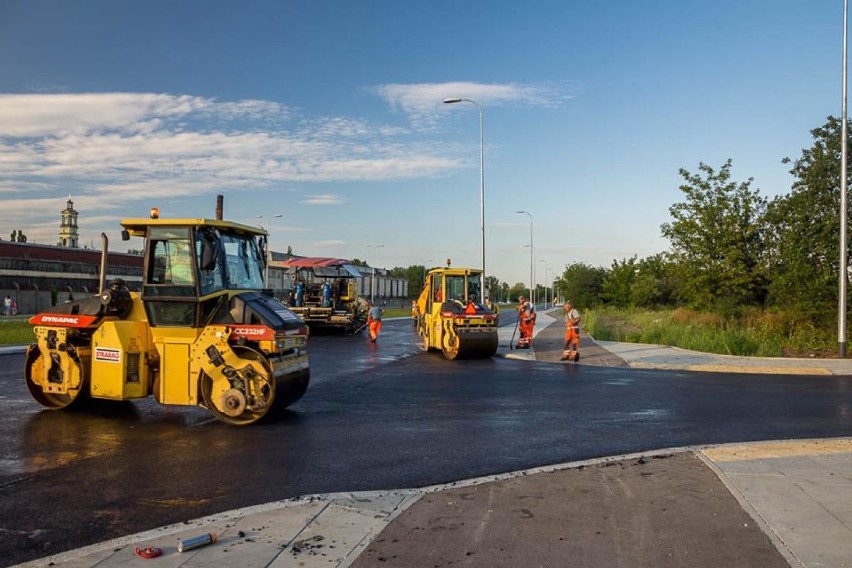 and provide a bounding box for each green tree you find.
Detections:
[484,275,503,301]
[631,253,679,308]
[765,116,850,321]
[389,265,428,298]
[602,256,638,307]
[508,282,528,302]
[558,262,606,308]
[660,159,767,311]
